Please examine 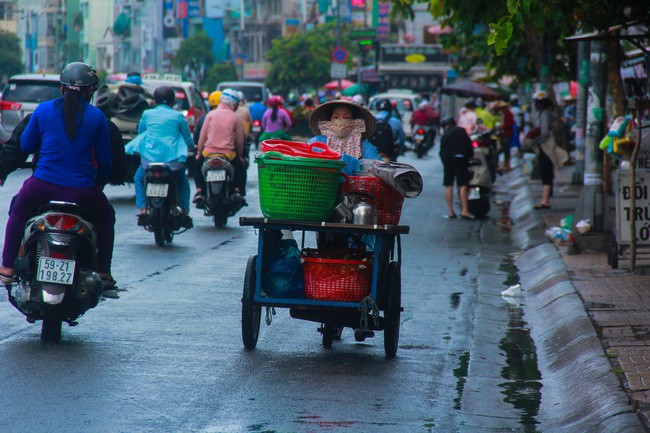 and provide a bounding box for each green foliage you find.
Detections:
[266,23,357,96]
[0,31,24,80]
[203,62,238,92]
[173,31,216,87]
